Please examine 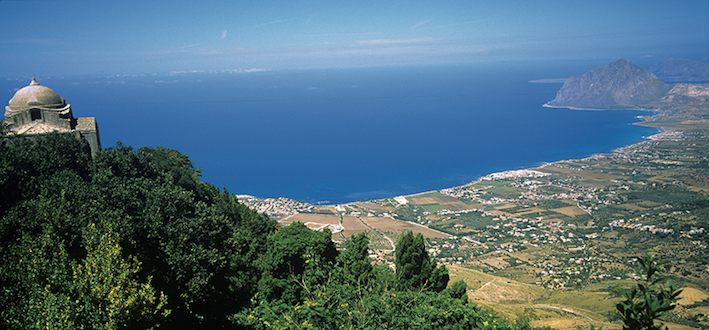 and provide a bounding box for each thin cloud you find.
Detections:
[411,18,433,29]
[243,18,294,29]
[303,32,381,37]
[356,37,434,46]
[422,20,483,30]
[221,29,227,39]
[196,50,225,55]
